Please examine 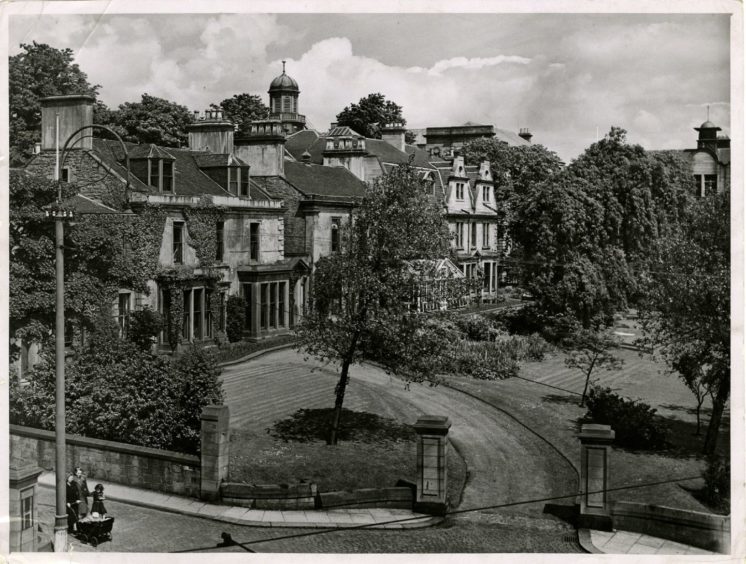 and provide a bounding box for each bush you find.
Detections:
[10,313,223,454]
[584,386,668,449]
[225,295,245,343]
[128,307,163,350]
[702,454,730,507]
[455,315,495,341]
